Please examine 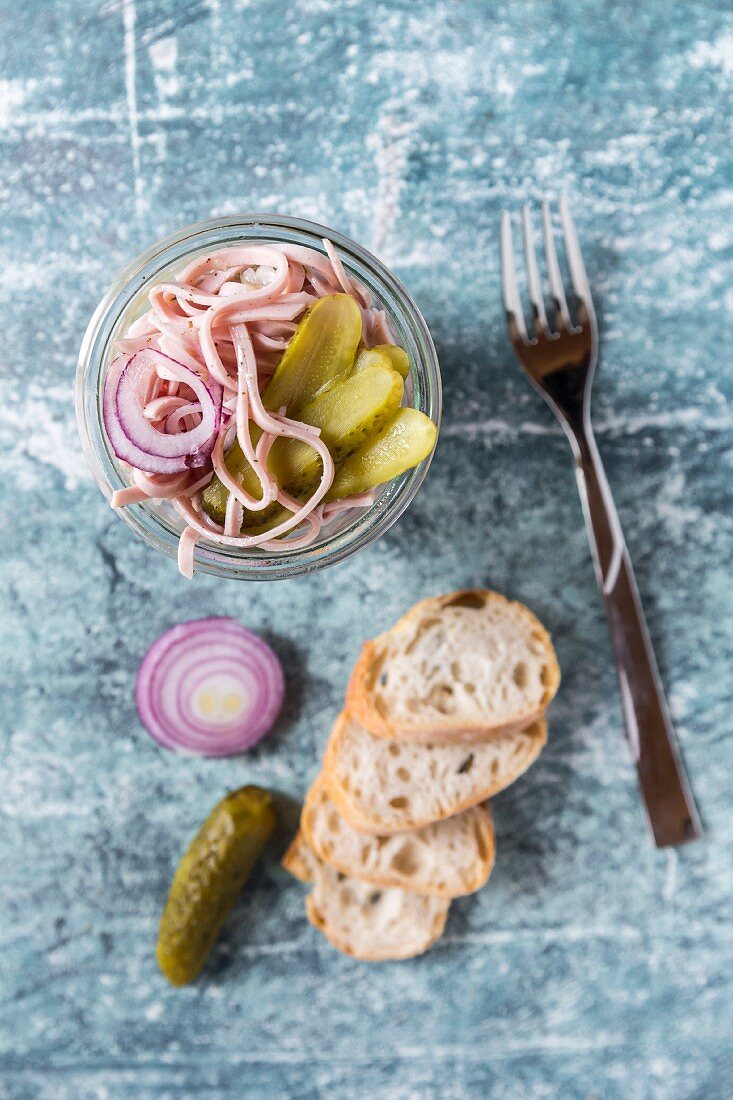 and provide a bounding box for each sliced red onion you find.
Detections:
[103,356,188,474]
[135,618,284,756]
[117,349,220,457]
[103,350,221,474]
